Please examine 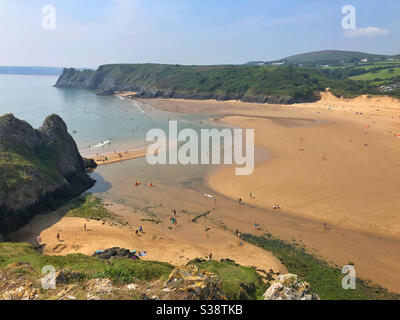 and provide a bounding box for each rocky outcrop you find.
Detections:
[0,113,95,233]
[132,88,298,104]
[92,247,133,259]
[0,262,40,300]
[263,273,320,300]
[97,89,115,96]
[158,264,227,300]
